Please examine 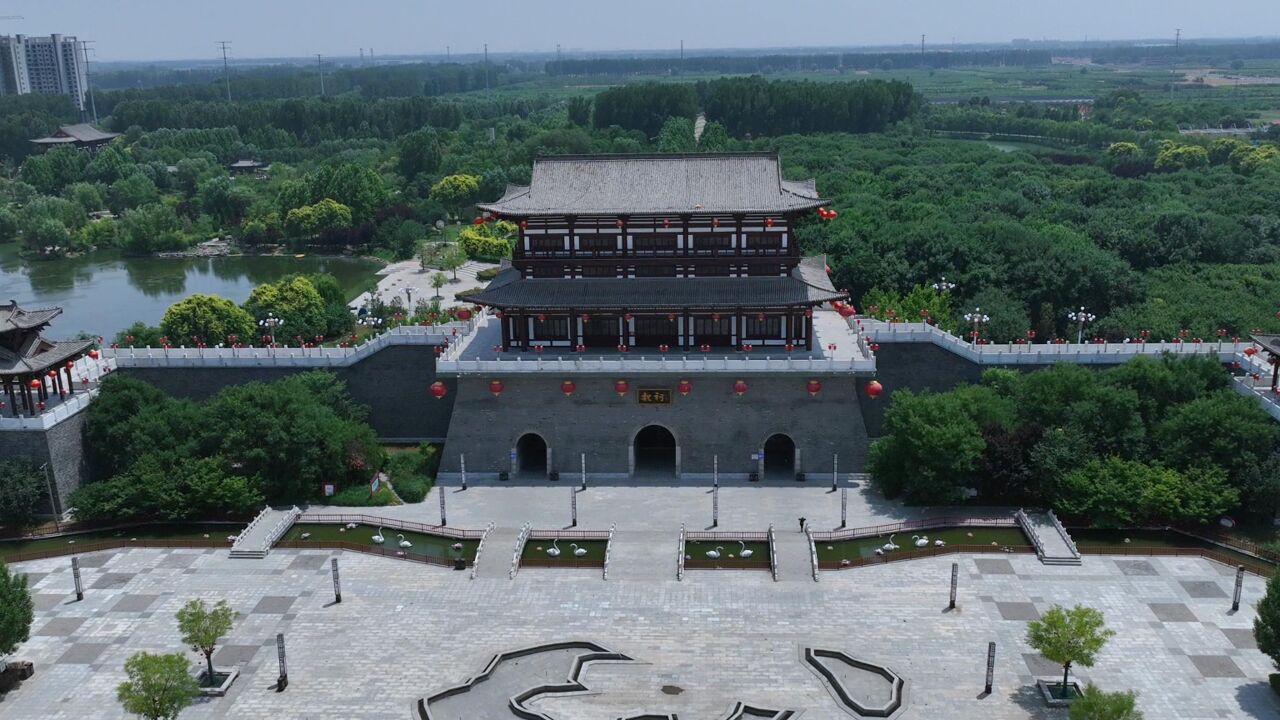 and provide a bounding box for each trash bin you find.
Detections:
[453,558,466,571]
